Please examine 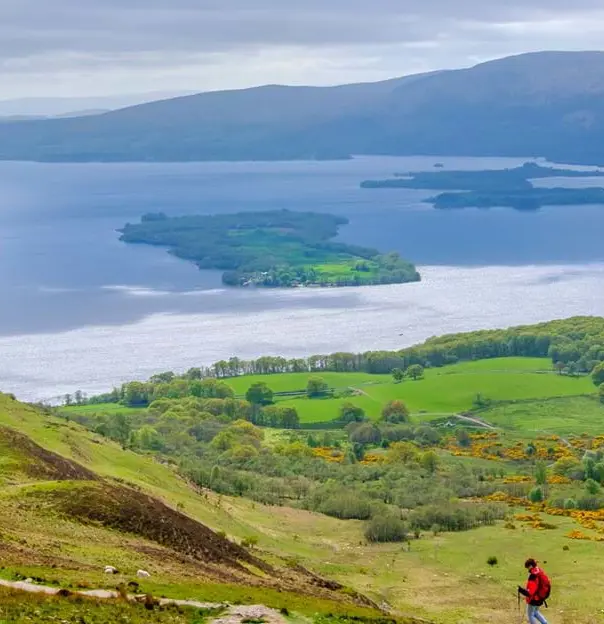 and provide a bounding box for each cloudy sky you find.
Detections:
[1,1,604,99]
